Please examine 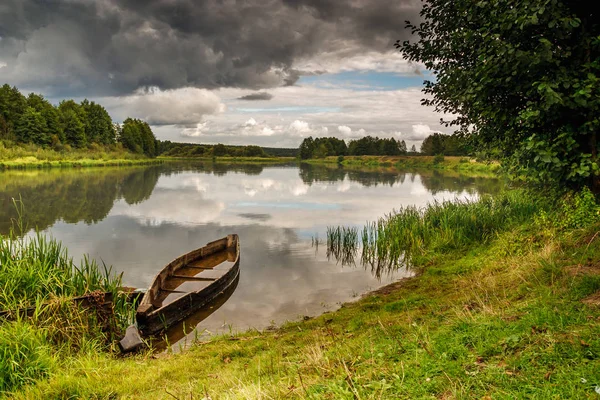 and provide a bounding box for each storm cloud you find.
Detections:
[238,92,274,101]
[0,0,421,97]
